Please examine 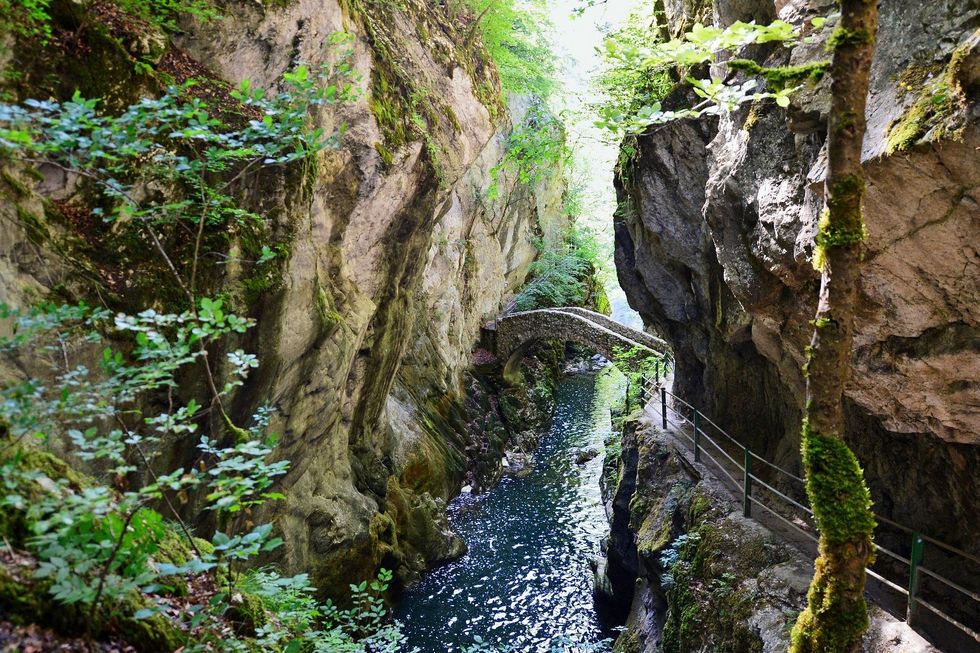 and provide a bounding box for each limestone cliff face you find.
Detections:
[0,0,567,594]
[615,0,980,554]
